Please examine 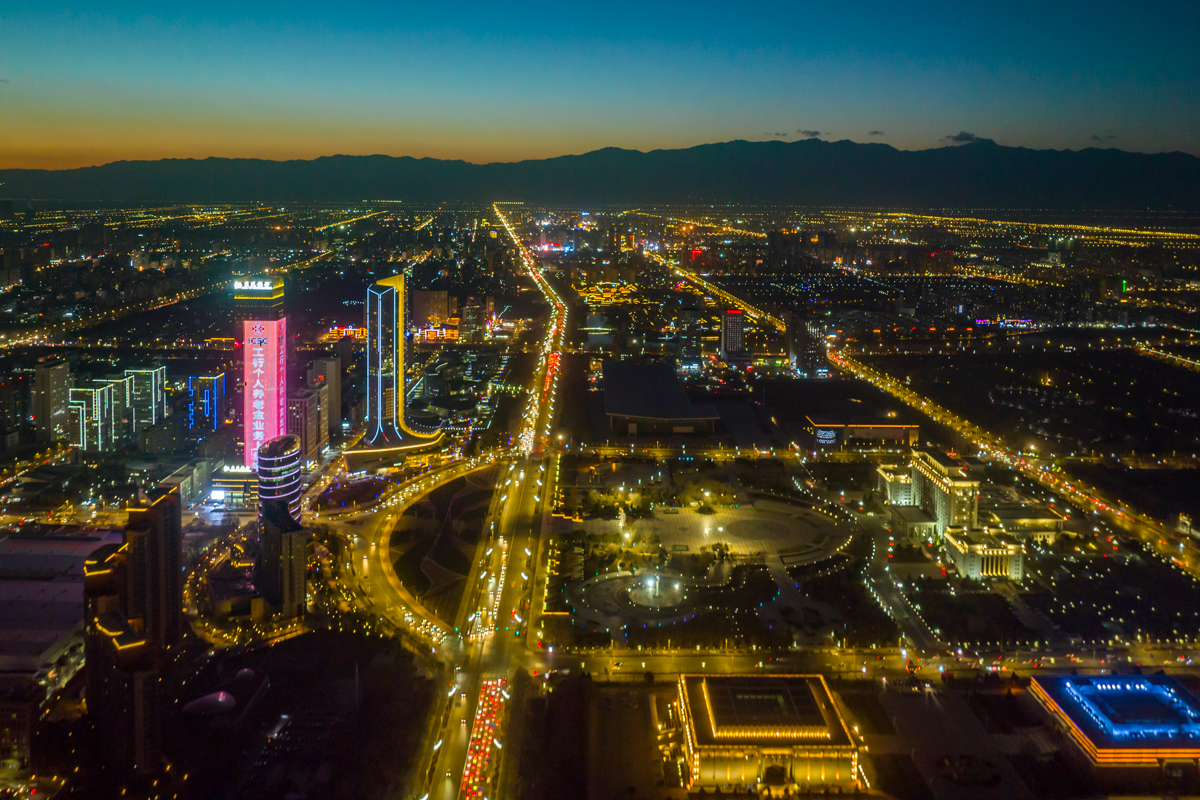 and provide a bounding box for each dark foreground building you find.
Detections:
[83,488,182,776]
